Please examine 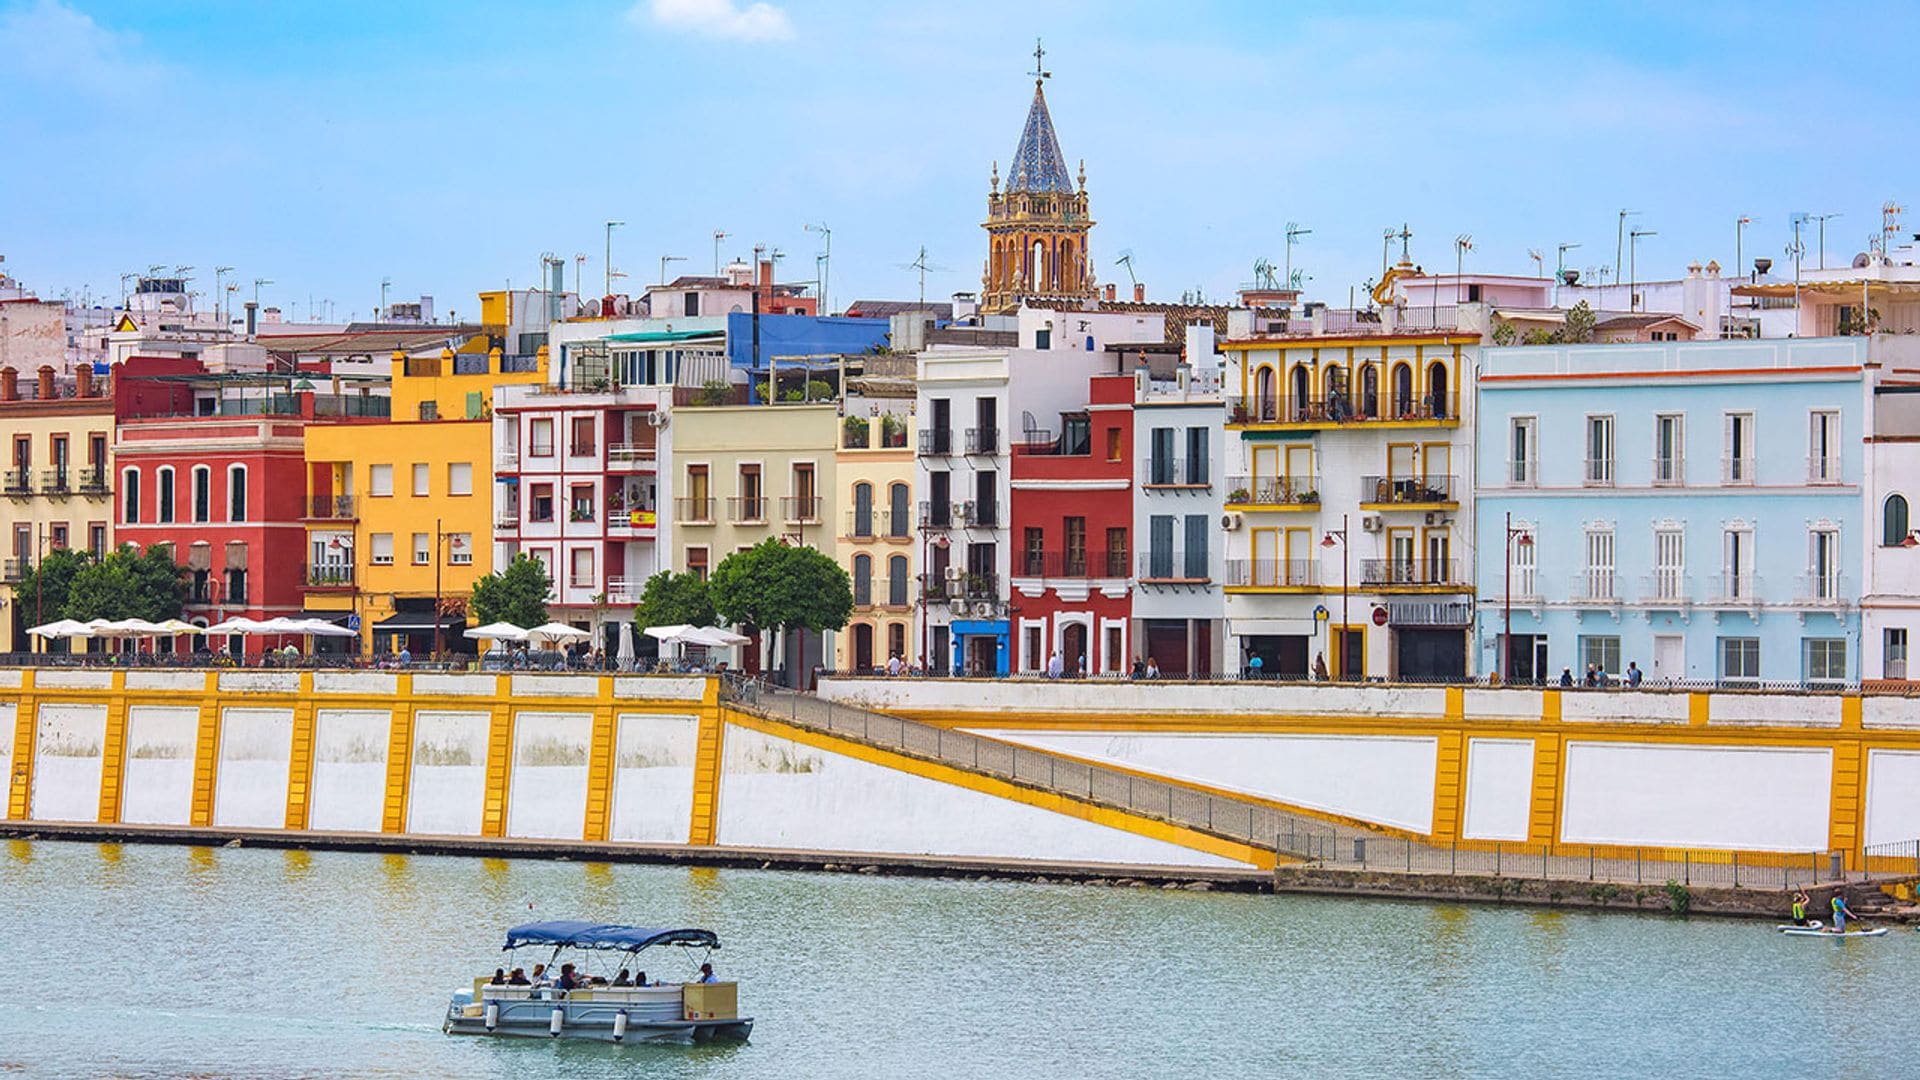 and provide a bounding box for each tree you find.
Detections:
[709,539,853,670]
[13,548,93,628]
[469,554,552,628]
[62,544,187,622]
[632,570,715,629]
[1558,300,1596,344]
